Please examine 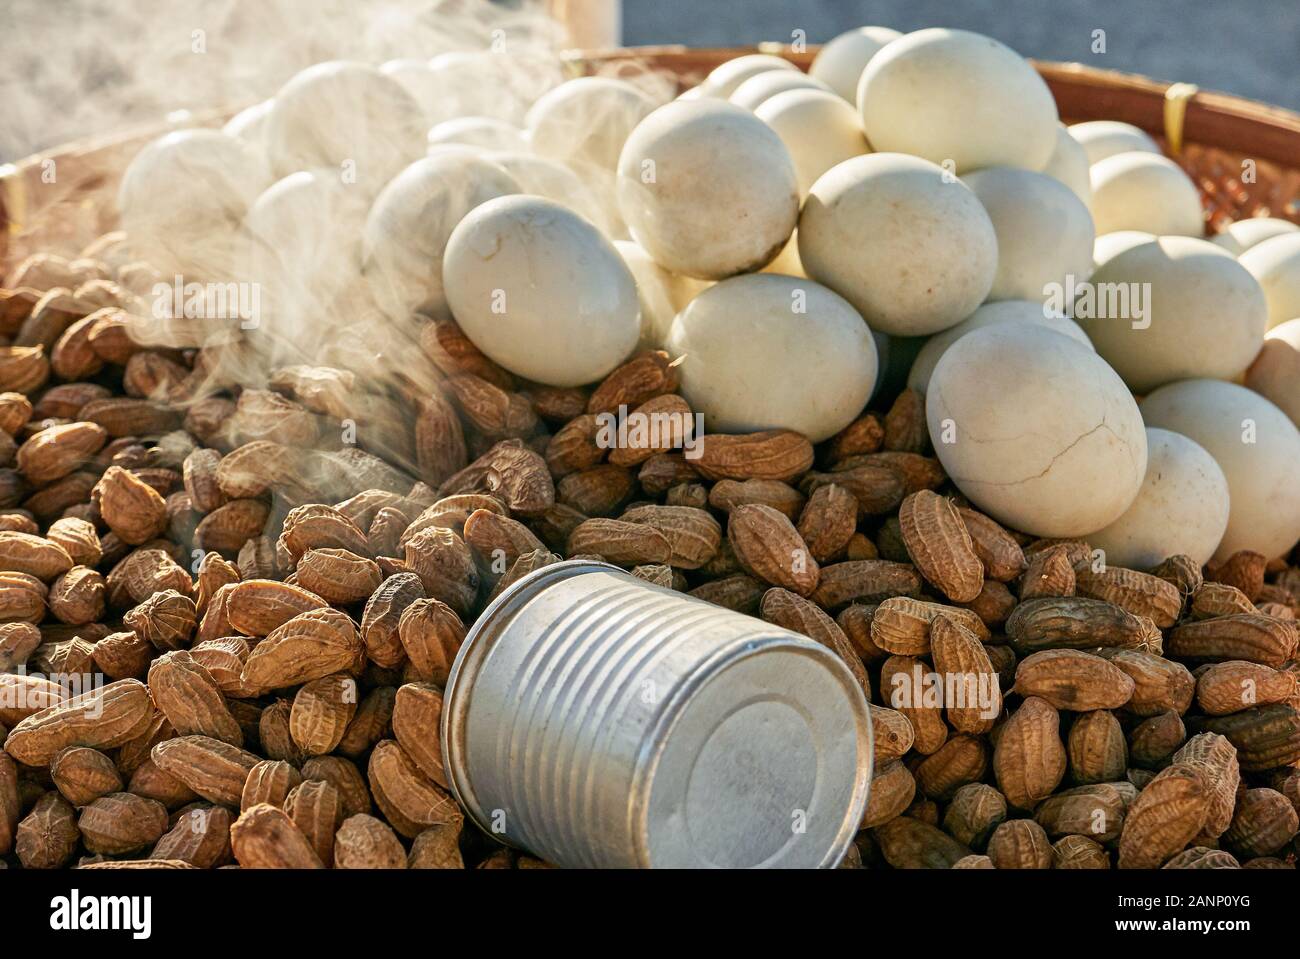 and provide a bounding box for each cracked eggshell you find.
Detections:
[730,71,831,111]
[1211,217,1300,257]
[907,300,1093,394]
[702,54,800,98]
[615,240,709,350]
[1089,428,1230,569]
[799,152,997,336]
[1238,232,1300,329]
[616,99,799,280]
[1076,237,1267,393]
[810,25,902,102]
[443,195,640,387]
[666,274,877,441]
[1245,319,1300,427]
[857,28,1058,173]
[264,61,426,195]
[962,166,1095,303]
[362,154,519,322]
[1089,152,1204,237]
[1141,379,1300,561]
[755,89,869,198]
[1066,120,1160,165]
[927,323,1147,538]
[1042,123,1091,207]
